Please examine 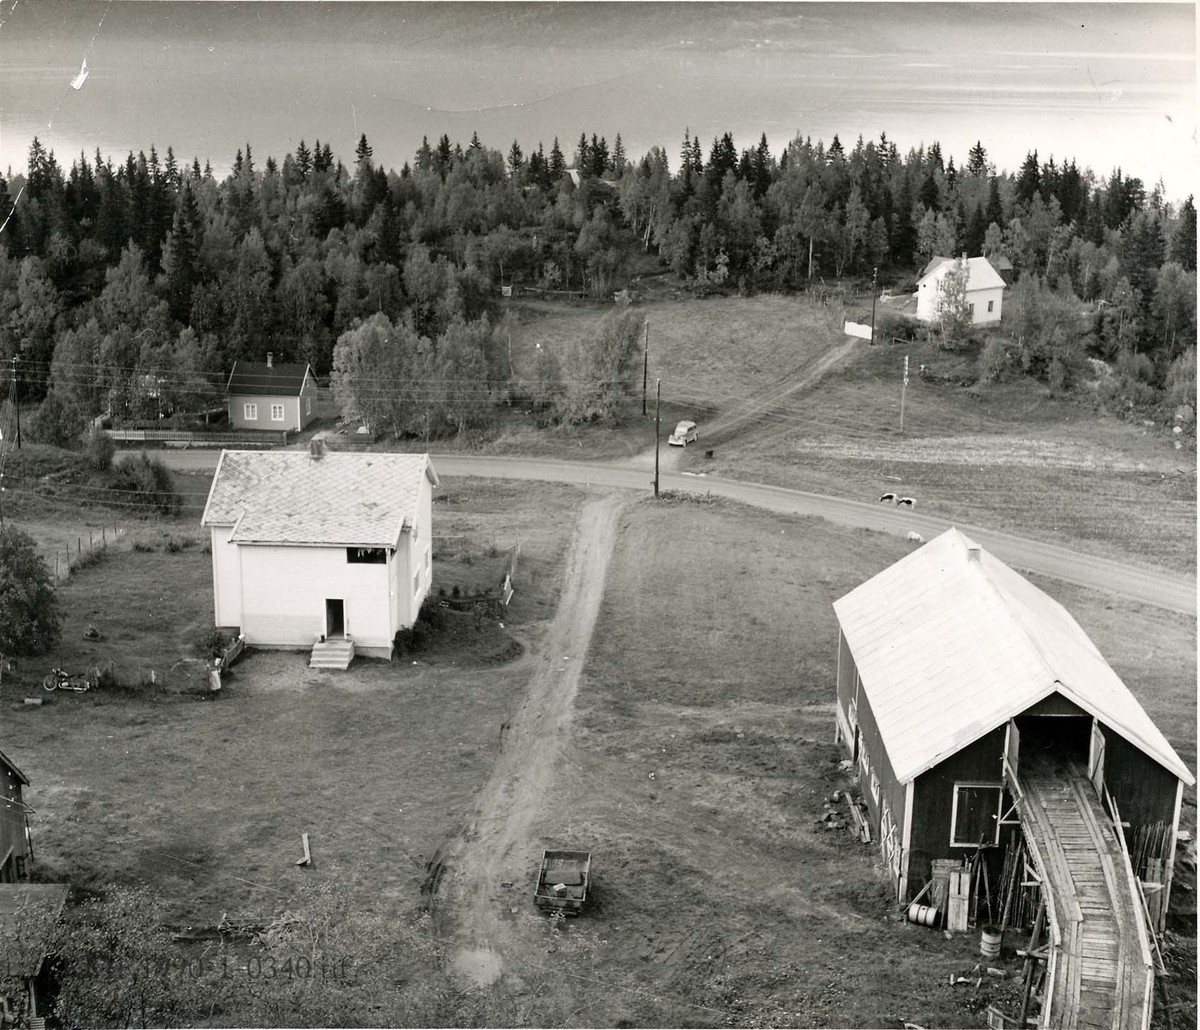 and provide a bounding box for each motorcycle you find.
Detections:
[43,667,95,692]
